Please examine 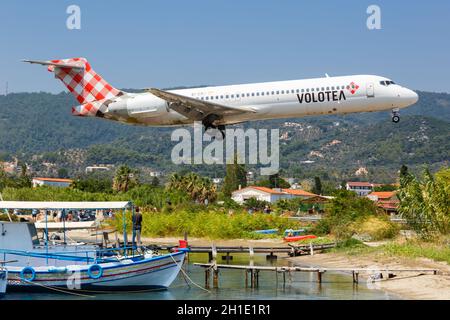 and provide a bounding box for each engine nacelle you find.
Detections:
[126,94,169,118]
